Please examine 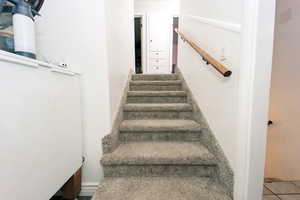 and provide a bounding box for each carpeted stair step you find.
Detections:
[101,142,217,177]
[129,80,182,91]
[132,74,179,81]
[119,119,202,142]
[92,177,231,200]
[127,91,187,103]
[123,103,193,120]
[96,72,233,200]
